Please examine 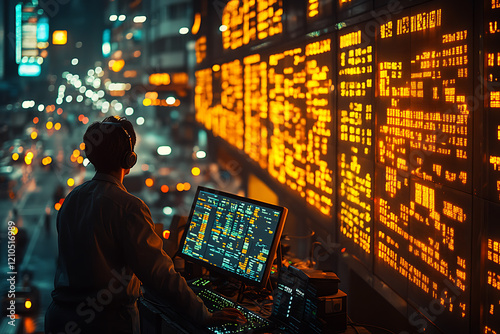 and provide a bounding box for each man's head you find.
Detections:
[83,116,137,173]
